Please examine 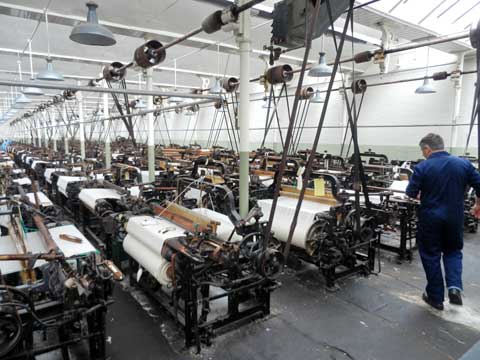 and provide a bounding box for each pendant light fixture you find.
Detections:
[415,47,436,94]
[15,60,31,108]
[310,89,325,103]
[308,36,332,77]
[37,12,64,81]
[415,77,436,94]
[23,40,44,96]
[6,111,17,118]
[37,58,64,81]
[14,93,31,108]
[70,1,116,46]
